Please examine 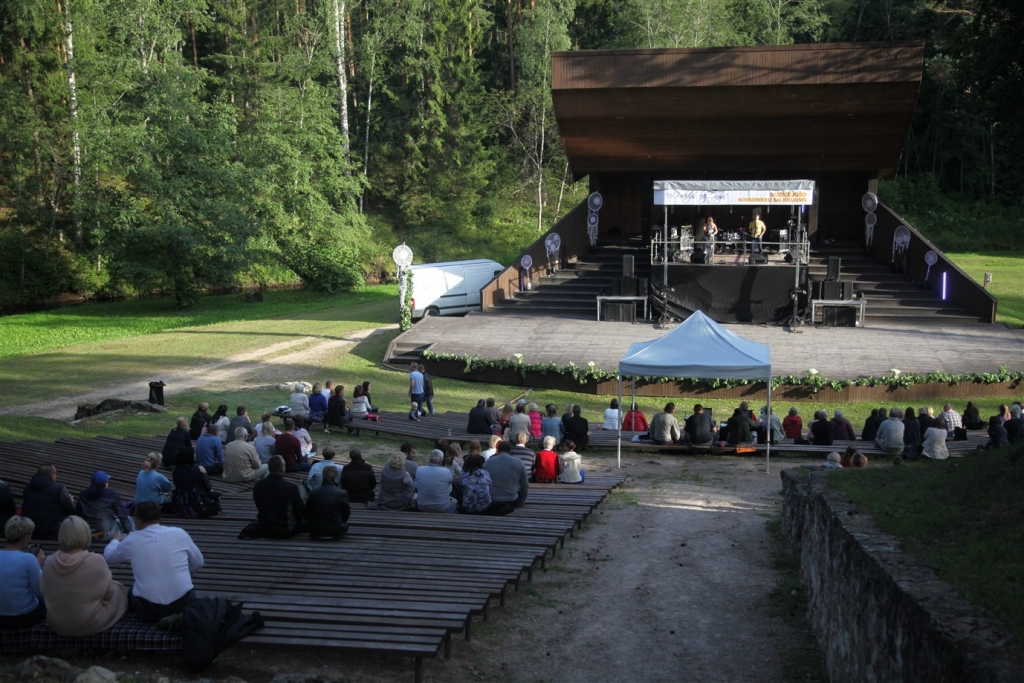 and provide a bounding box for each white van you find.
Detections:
[408,259,503,320]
